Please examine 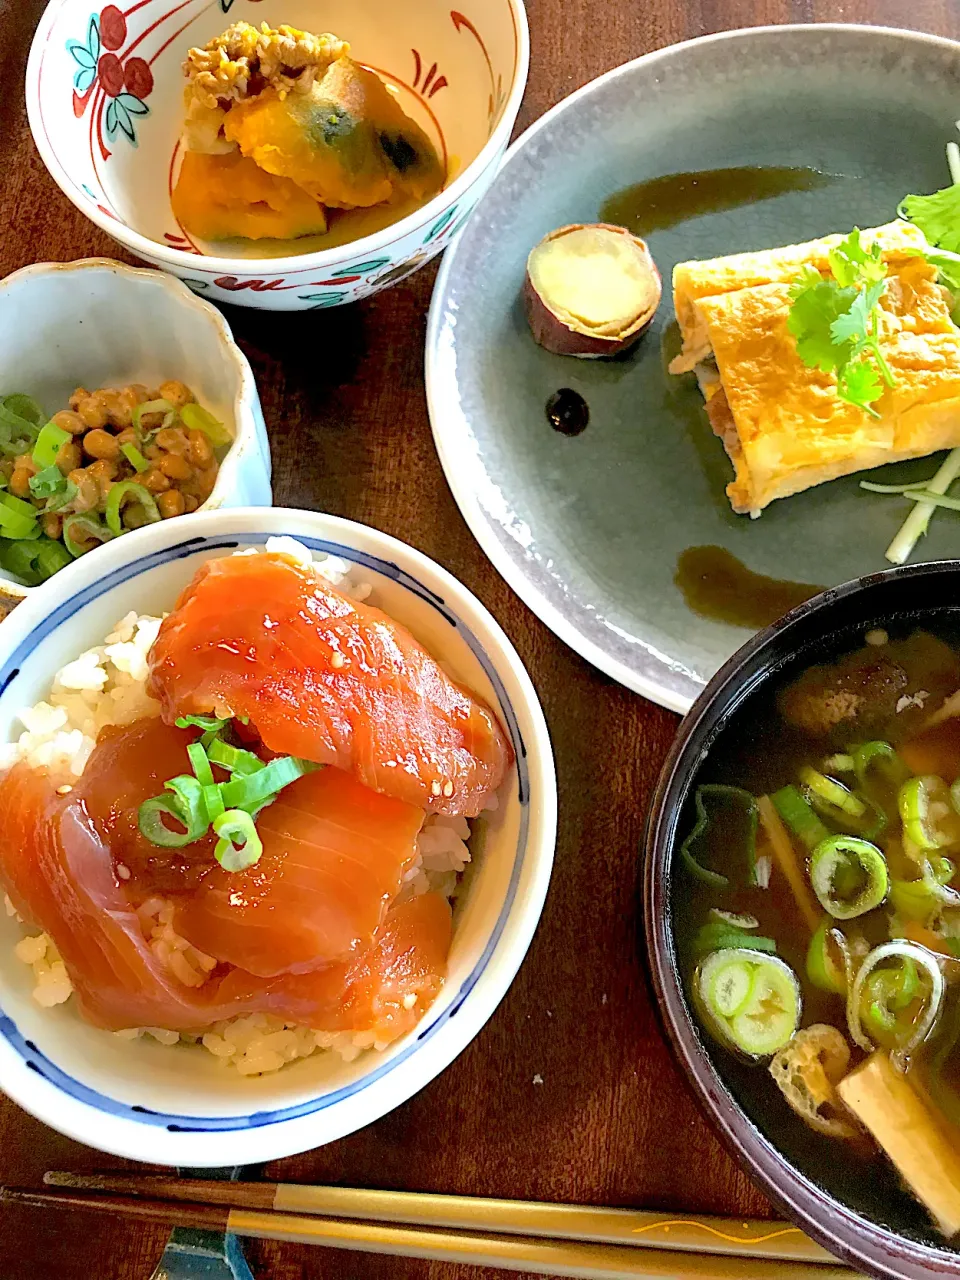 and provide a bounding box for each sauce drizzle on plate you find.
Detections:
[600,166,837,235]
[675,545,823,628]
